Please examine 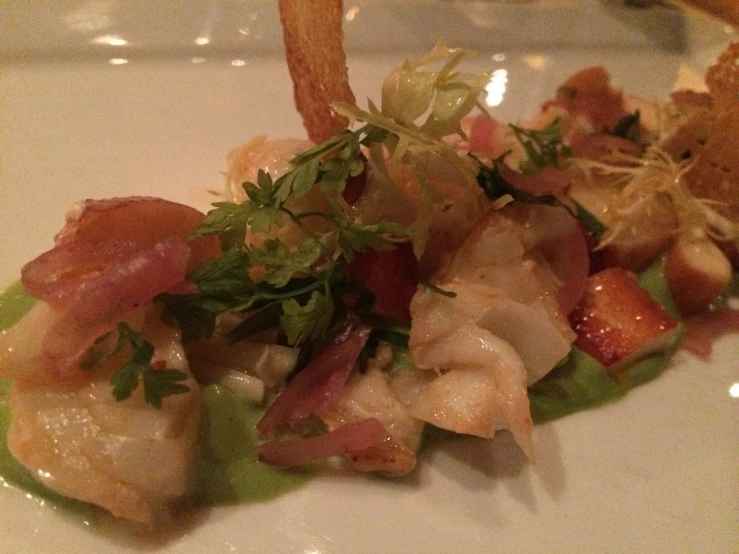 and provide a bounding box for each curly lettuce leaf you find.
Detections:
[379,40,489,138]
